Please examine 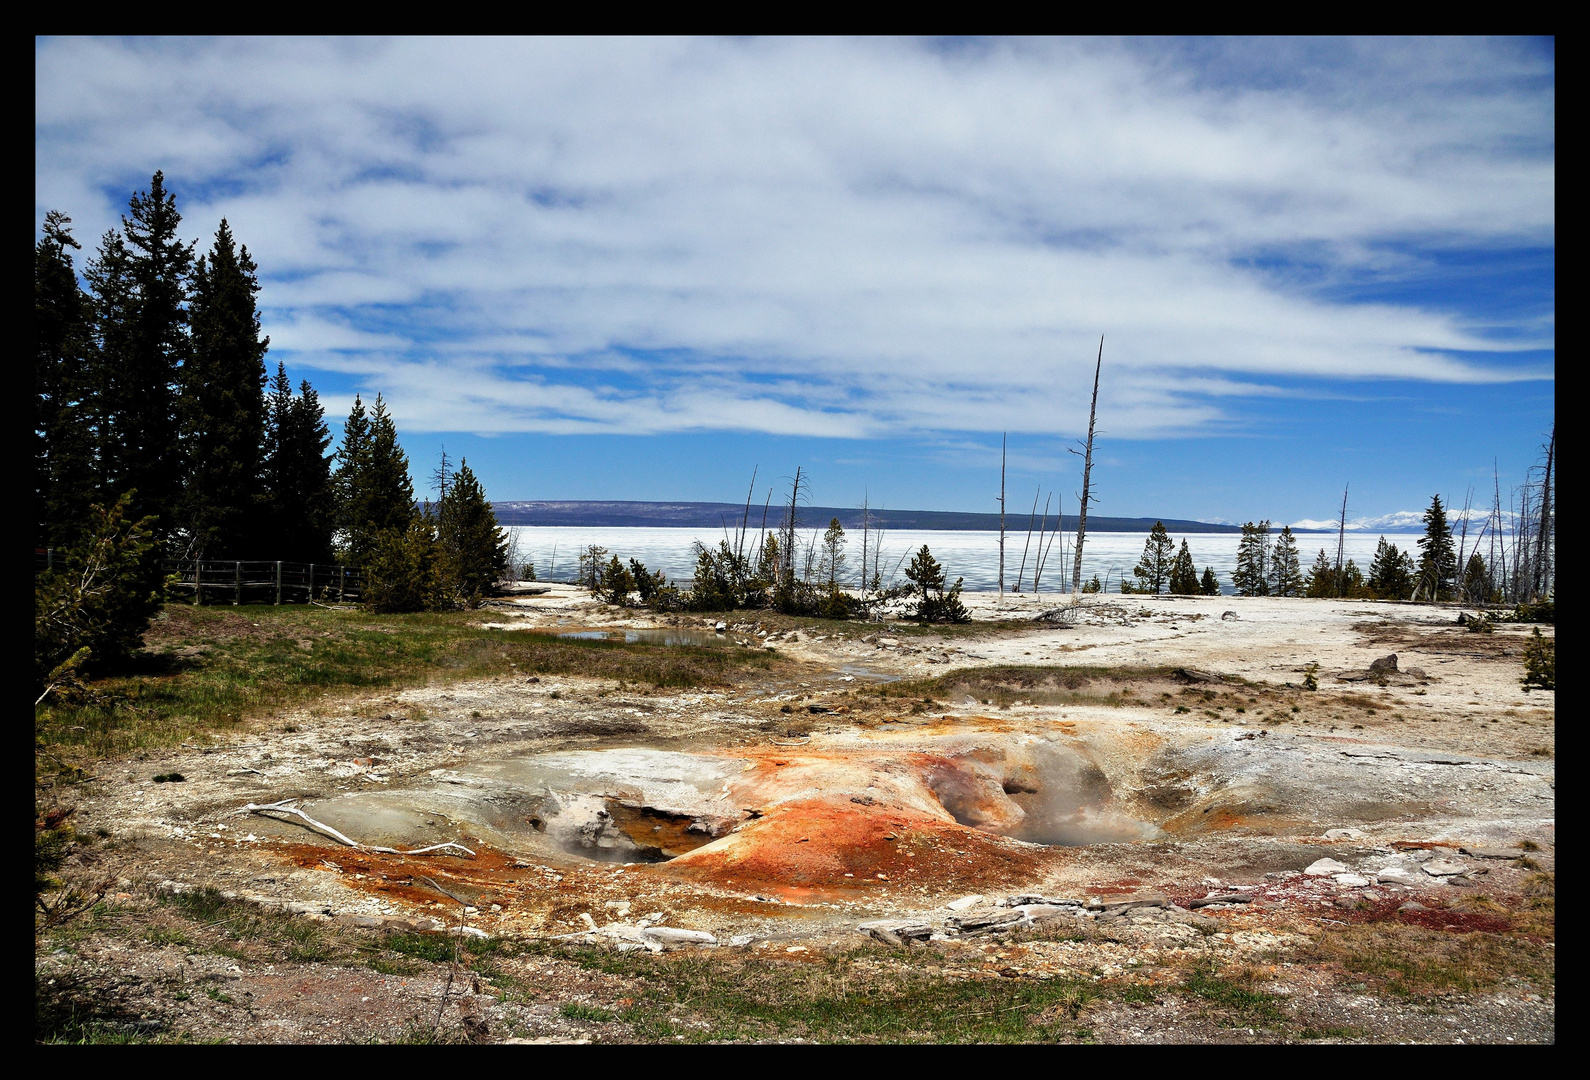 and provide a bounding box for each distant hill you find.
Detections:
[491,500,1242,533]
